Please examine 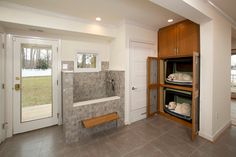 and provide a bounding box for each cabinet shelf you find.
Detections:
[159,111,192,128]
[157,52,200,140]
[159,84,192,92]
[158,54,194,60]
